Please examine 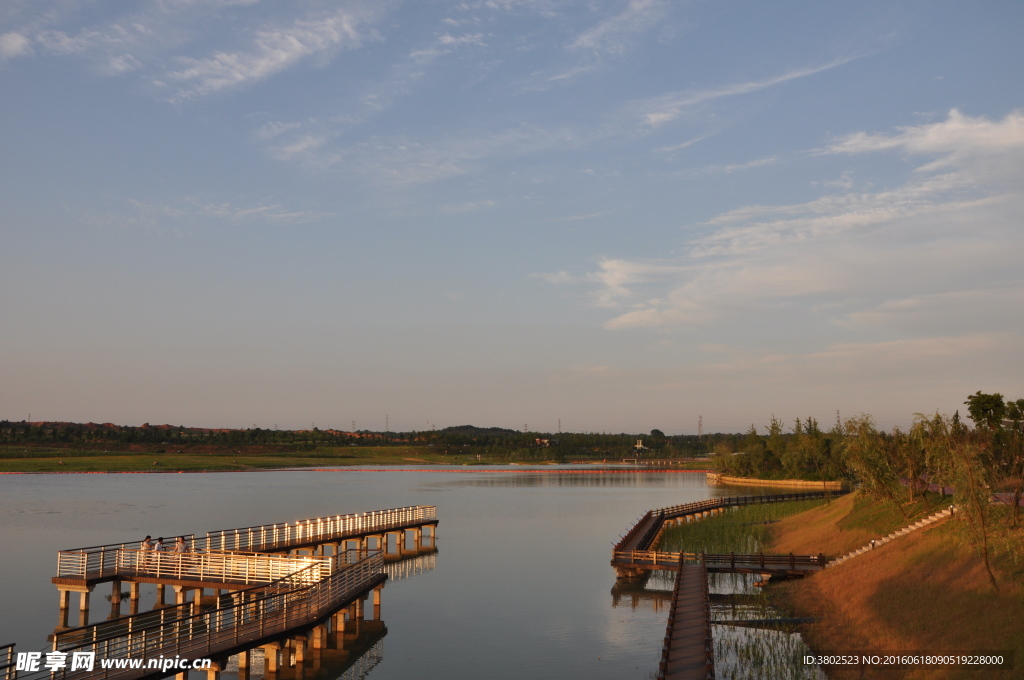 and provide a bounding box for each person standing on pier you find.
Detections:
[174,536,188,553]
[140,535,153,569]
